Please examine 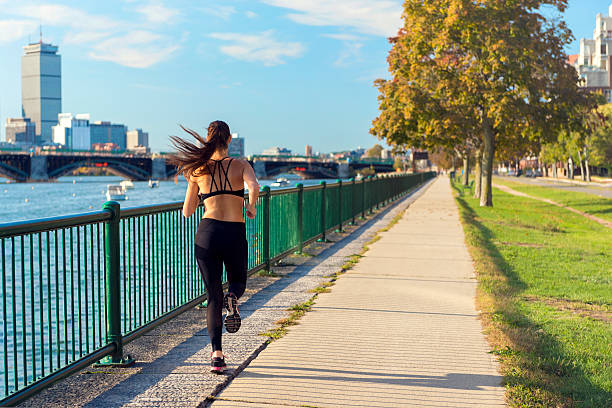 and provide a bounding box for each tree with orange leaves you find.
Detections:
[371,0,592,206]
